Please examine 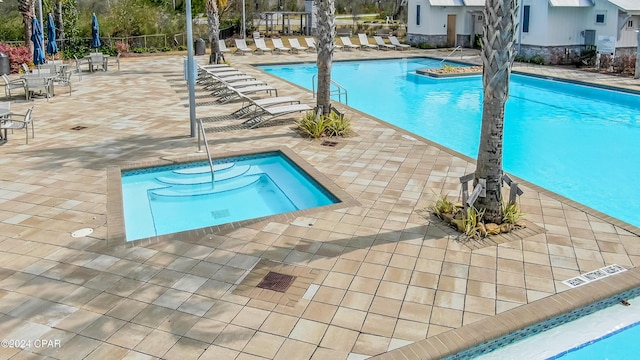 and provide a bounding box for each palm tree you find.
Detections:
[206,0,228,64]
[474,0,518,223]
[18,0,36,55]
[316,0,336,116]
